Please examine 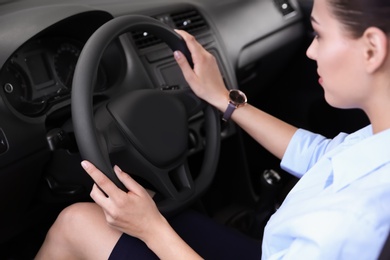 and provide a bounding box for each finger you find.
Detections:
[175,29,204,56]
[81,160,121,197]
[174,50,197,84]
[90,183,109,206]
